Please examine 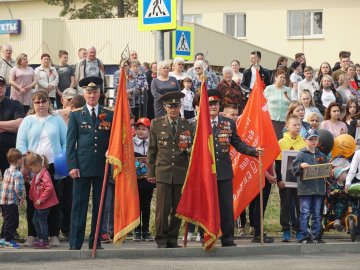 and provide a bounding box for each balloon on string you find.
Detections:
[317,129,334,155]
[331,134,356,158]
[54,151,68,176]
